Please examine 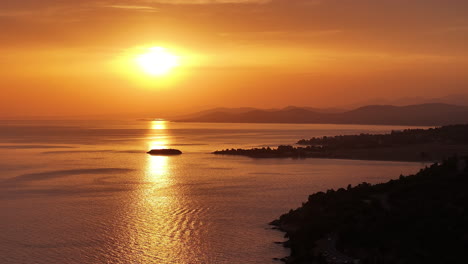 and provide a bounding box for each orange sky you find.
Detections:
[1,0,468,118]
